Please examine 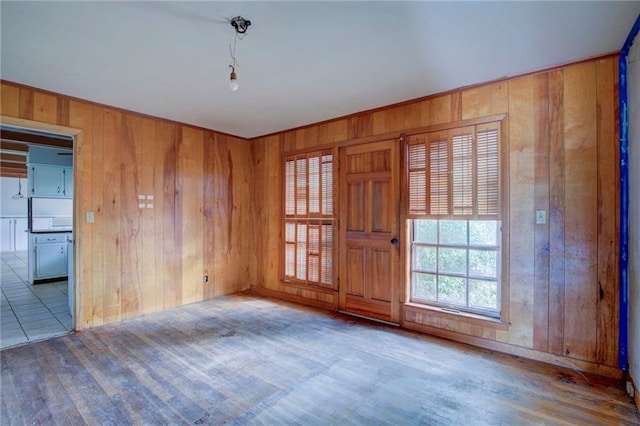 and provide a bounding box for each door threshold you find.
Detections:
[338,311,399,327]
